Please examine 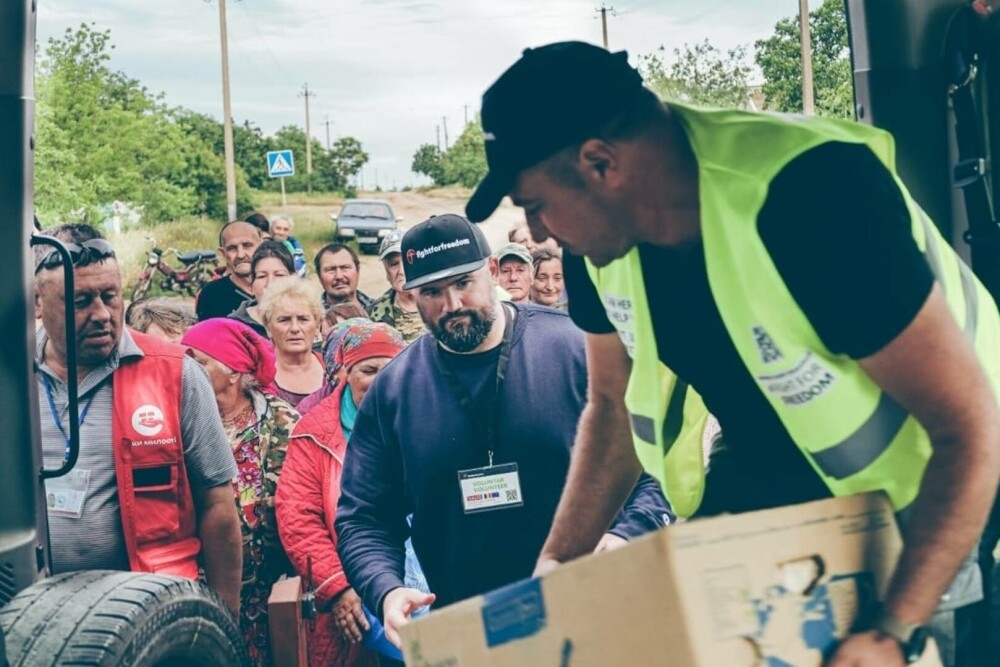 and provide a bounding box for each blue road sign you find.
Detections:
[267,150,295,178]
